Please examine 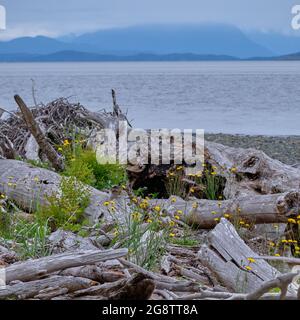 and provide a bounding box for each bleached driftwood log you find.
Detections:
[197,218,298,295]
[205,142,300,198]
[5,248,128,283]
[0,276,95,300]
[0,159,122,223]
[152,190,300,229]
